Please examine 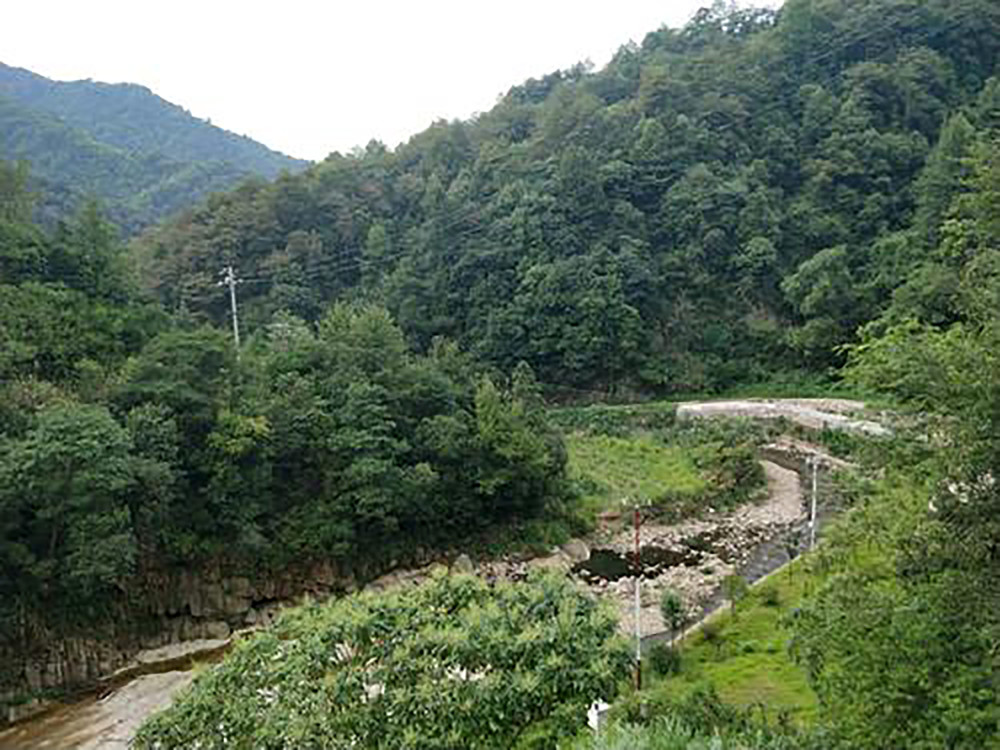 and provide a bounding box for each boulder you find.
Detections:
[452,553,475,575]
[561,539,590,563]
[528,553,571,574]
[204,621,231,640]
